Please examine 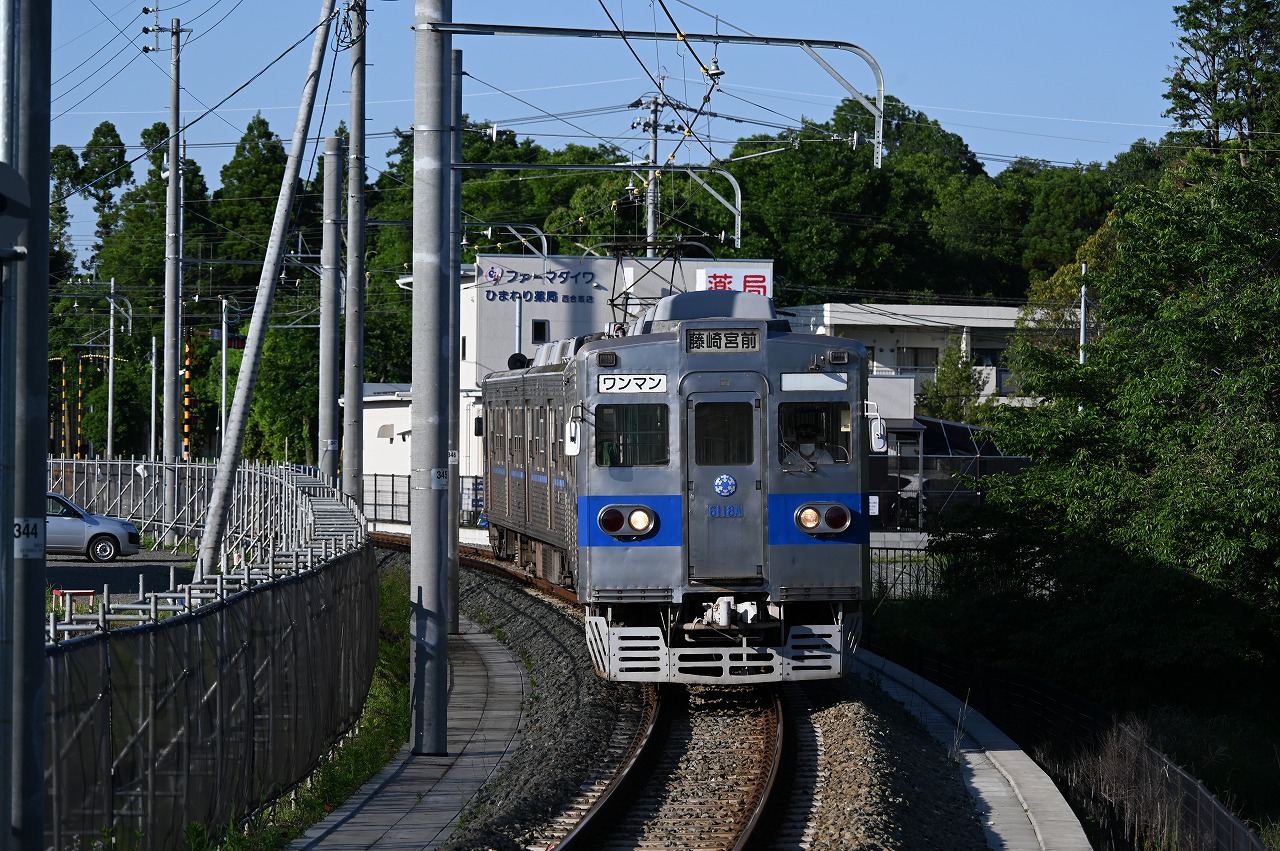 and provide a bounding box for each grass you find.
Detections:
[191,558,413,850]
